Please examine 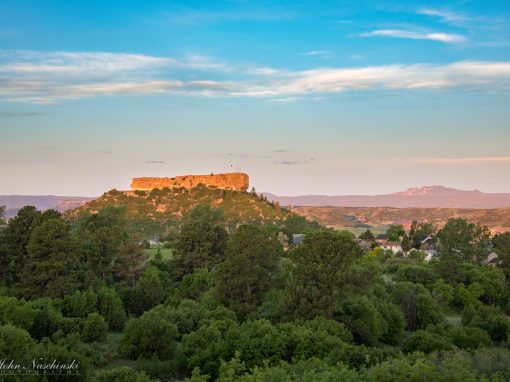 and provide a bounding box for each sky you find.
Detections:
[1,0,509,196]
